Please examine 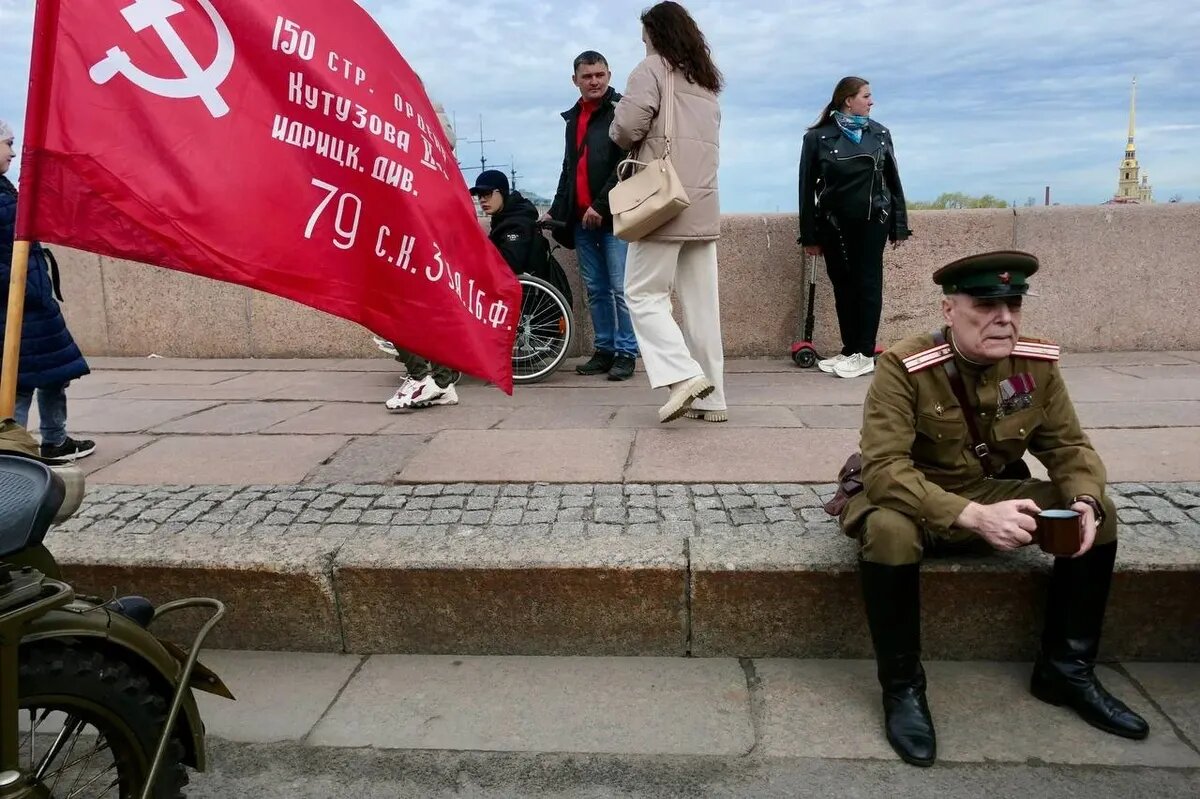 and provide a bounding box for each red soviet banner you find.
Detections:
[16,0,520,391]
